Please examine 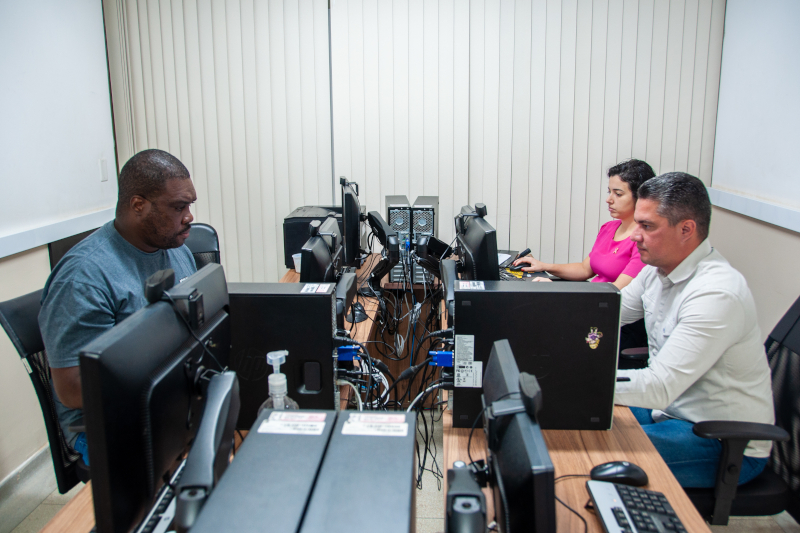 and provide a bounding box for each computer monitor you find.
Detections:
[483,340,555,533]
[80,264,232,533]
[341,177,362,267]
[300,216,343,283]
[457,205,499,281]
